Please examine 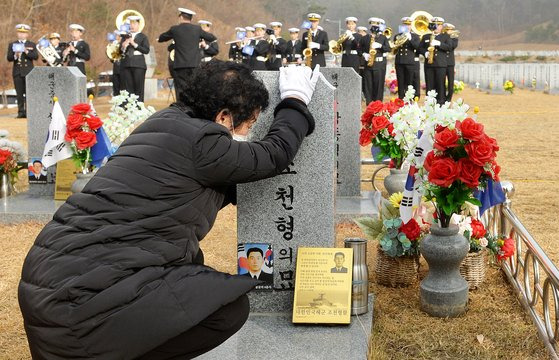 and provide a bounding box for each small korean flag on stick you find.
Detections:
[41,97,73,168]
